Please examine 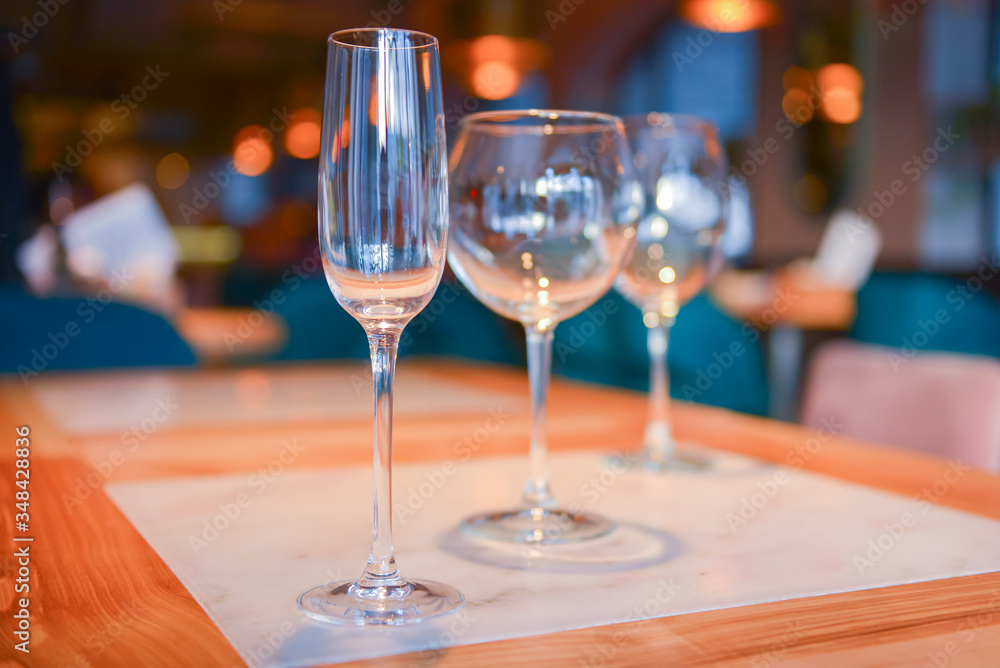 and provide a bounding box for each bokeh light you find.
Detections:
[233,125,273,177]
[472,61,521,100]
[793,174,828,212]
[782,88,815,123]
[155,152,190,189]
[284,108,321,159]
[680,0,781,33]
[816,63,864,124]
